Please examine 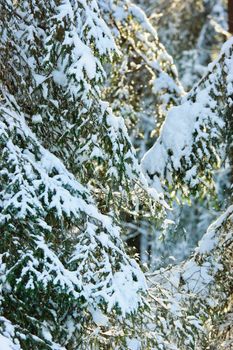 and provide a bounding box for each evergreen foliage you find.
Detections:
[100,0,184,158]
[0,0,232,349]
[0,0,154,217]
[142,37,233,201]
[0,91,148,348]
